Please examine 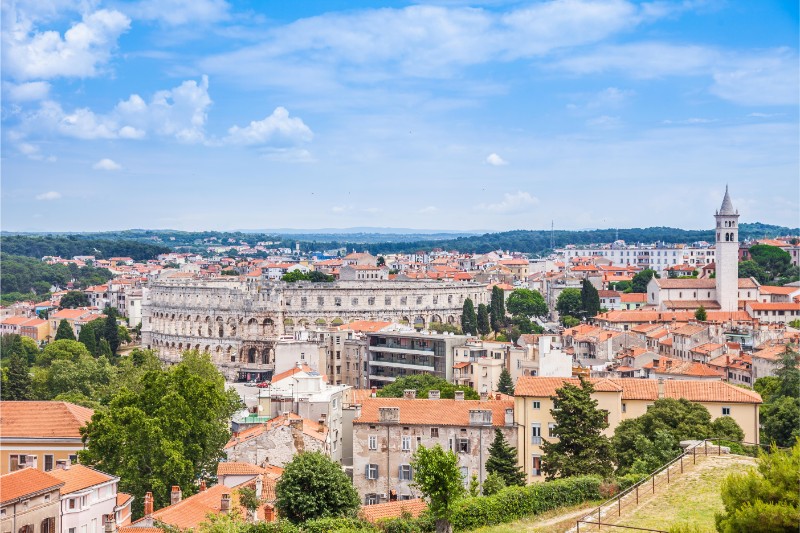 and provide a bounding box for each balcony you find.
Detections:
[368,375,397,382]
[370,345,435,356]
[368,360,435,371]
